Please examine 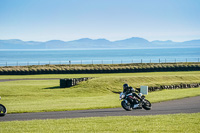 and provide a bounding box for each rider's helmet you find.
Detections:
[123,83,129,90]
